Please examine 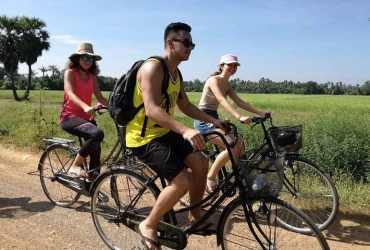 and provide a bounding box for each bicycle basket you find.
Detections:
[268,125,302,152]
[239,151,285,196]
